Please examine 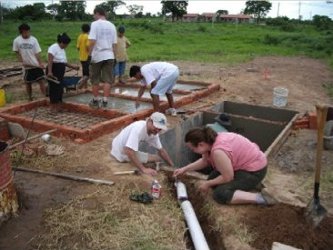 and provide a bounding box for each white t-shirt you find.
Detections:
[89,19,117,63]
[48,43,67,63]
[111,120,163,162]
[140,62,178,86]
[12,35,41,68]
